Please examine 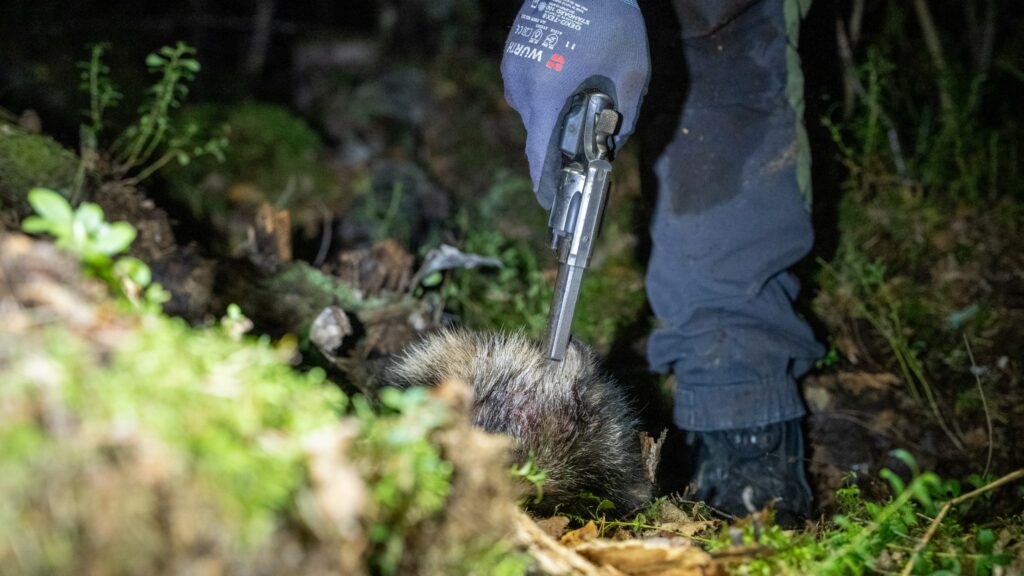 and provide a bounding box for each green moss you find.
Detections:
[0,312,346,572]
[272,261,375,311]
[442,227,552,338]
[573,258,647,351]
[0,253,524,573]
[163,102,337,225]
[0,126,79,216]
